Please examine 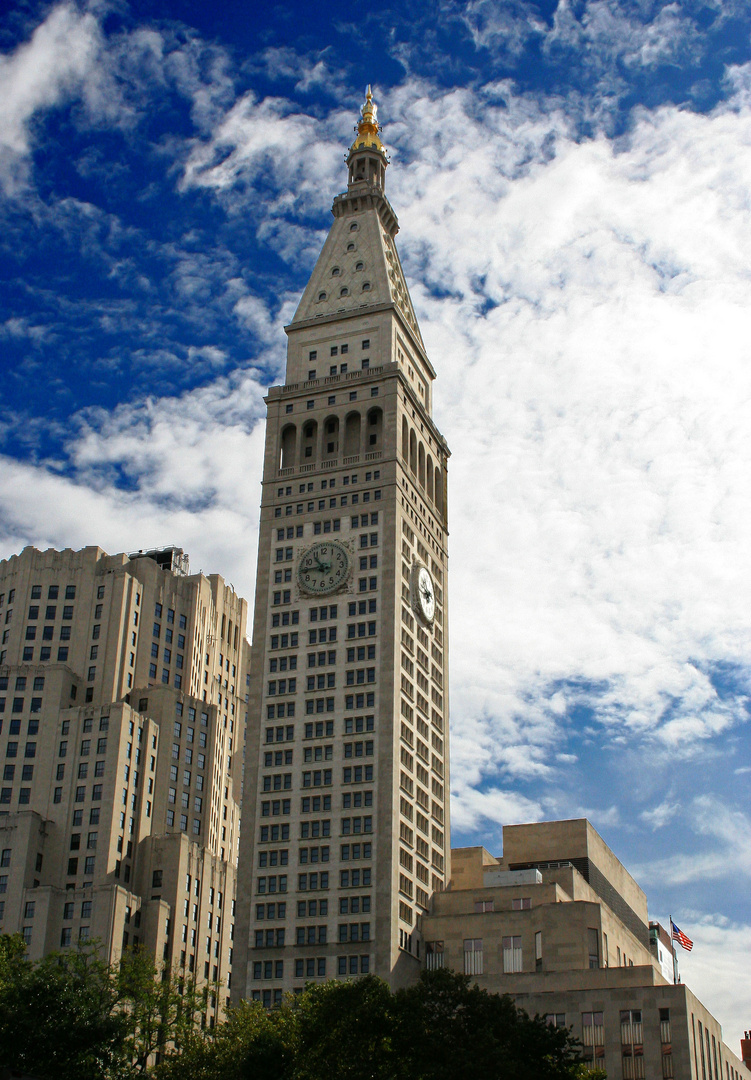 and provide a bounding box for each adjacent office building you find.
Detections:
[233,87,451,1004]
[0,543,247,1024]
[421,819,750,1080]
